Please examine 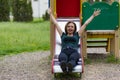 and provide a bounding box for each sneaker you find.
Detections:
[60,61,67,73]
[67,62,73,73]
